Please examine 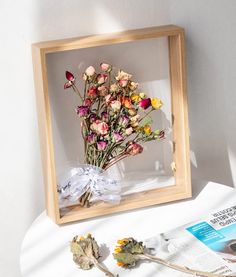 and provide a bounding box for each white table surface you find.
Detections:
[20,181,235,277]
